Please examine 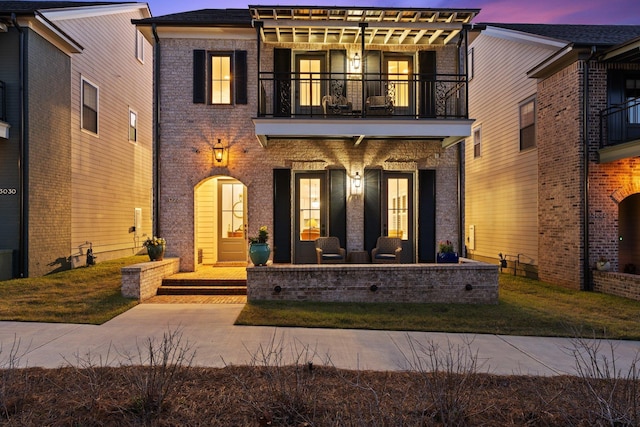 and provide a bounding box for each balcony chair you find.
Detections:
[315,237,346,264]
[371,237,402,263]
[322,80,352,116]
[365,95,394,116]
